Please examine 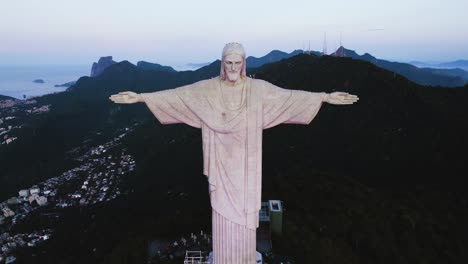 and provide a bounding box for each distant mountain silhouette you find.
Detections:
[68,59,221,97]
[137,61,176,72]
[3,54,468,263]
[132,49,311,74]
[54,81,76,88]
[437,60,468,69]
[174,62,211,71]
[409,60,468,70]
[91,56,117,77]
[409,61,468,81]
[422,67,468,80]
[408,60,430,67]
[186,62,211,68]
[330,46,466,87]
[0,95,16,100]
[246,49,305,68]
